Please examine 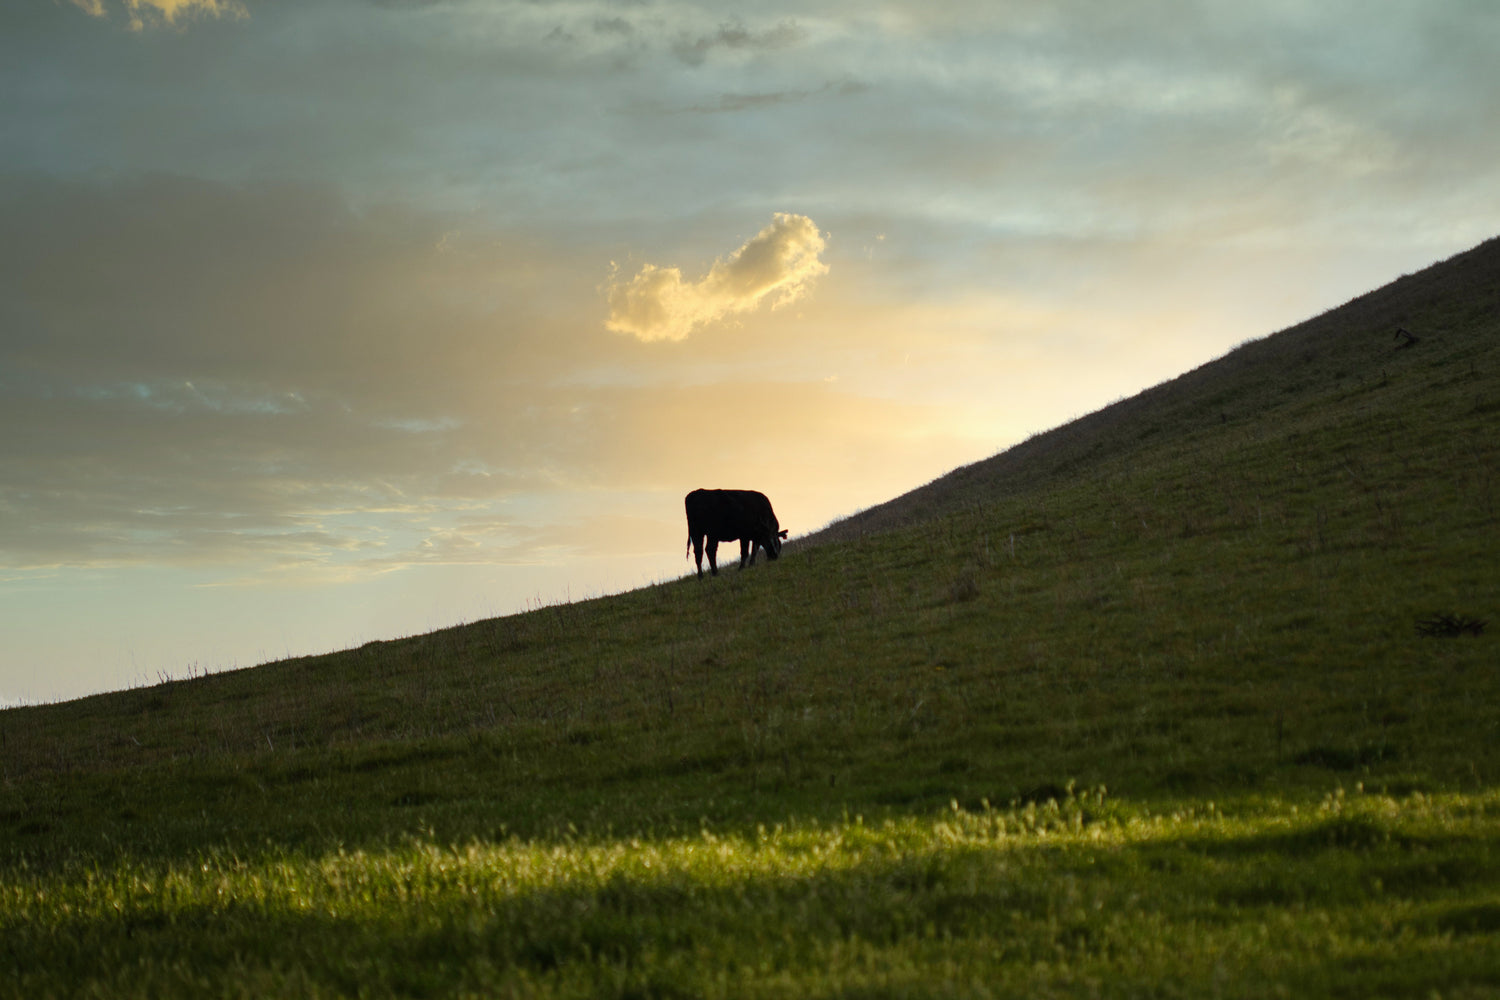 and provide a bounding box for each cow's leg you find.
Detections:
[740,538,754,569]
[692,534,706,579]
[706,539,720,576]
